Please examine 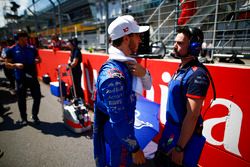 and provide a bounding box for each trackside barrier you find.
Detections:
[37,49,250,167]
